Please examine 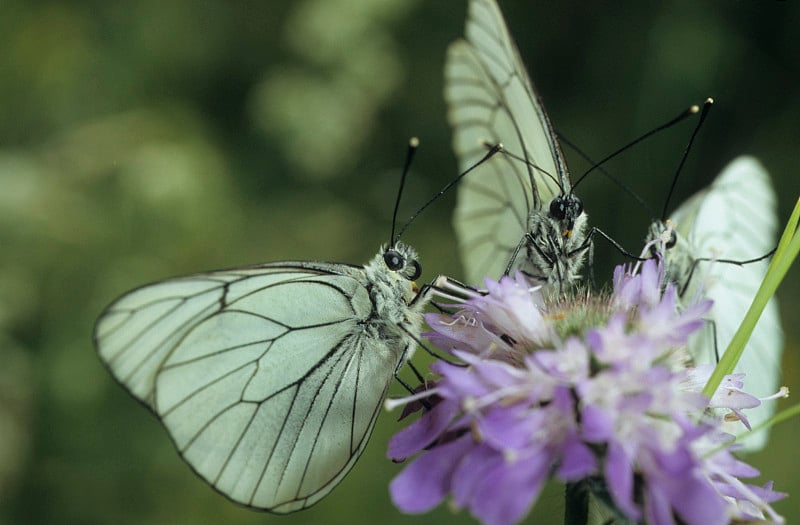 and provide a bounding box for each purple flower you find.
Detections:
[388,261,785,525]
